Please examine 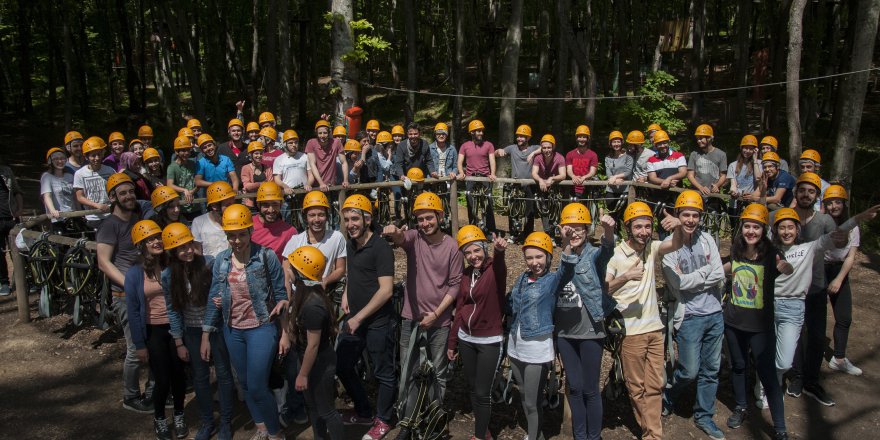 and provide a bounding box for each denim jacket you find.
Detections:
[203,245,286,332]
[161,255,215,339]
[568,236,617,321]
[508,252,577,338]
[428,142,458,176]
